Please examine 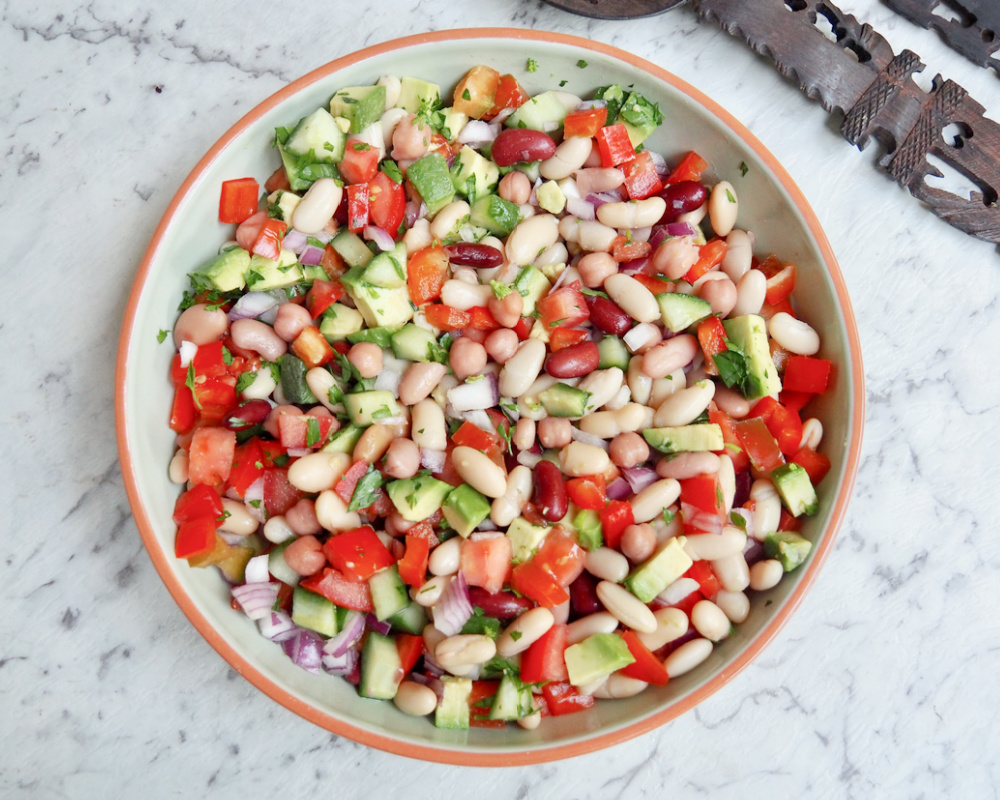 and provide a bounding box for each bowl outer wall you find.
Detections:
[115,28,865,765]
